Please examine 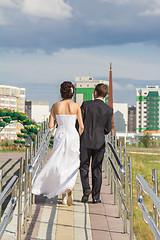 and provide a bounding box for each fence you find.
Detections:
[0,174,19,238]
[104,130,134,240]
[1,122,160,239]
[0,120,56,239]
[136,170,160,240]
[0,155,21,219]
